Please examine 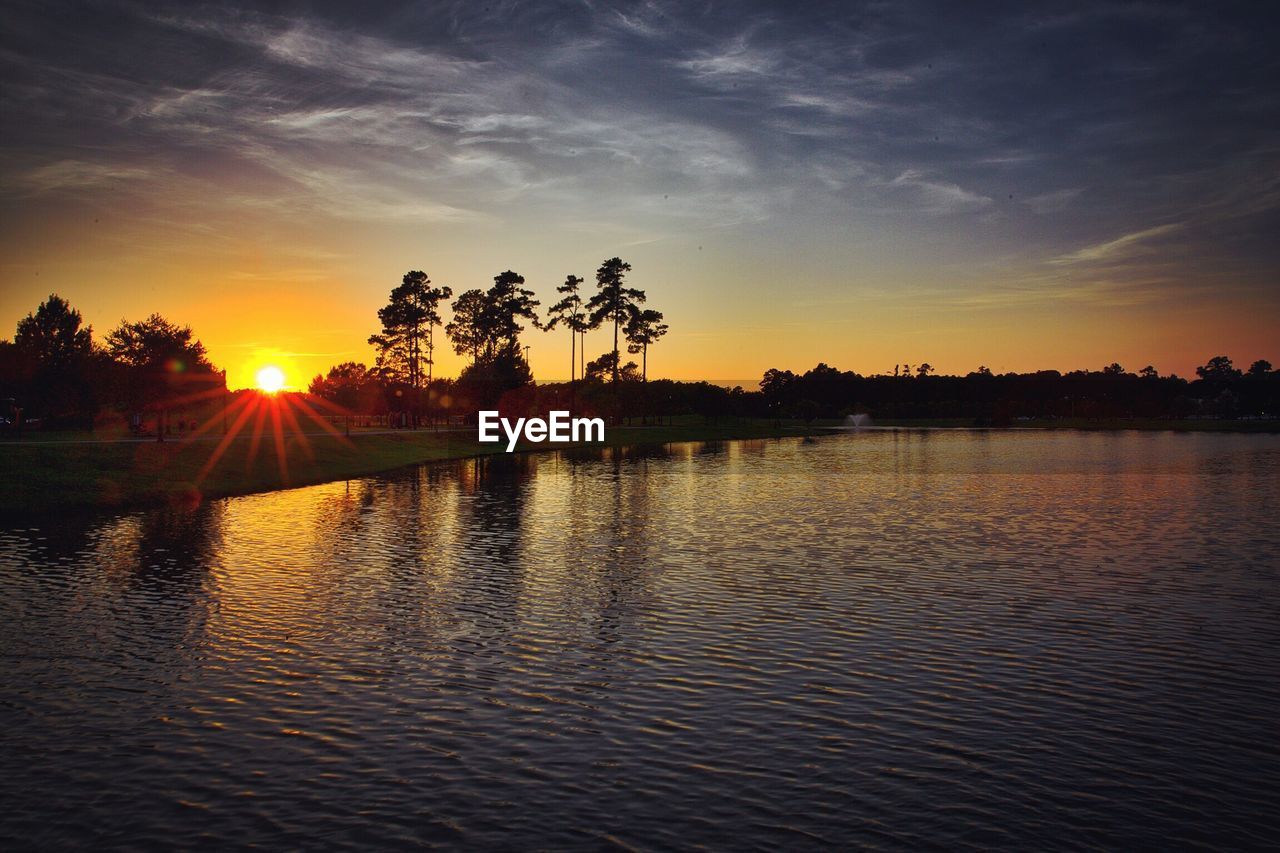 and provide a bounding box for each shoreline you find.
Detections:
[3,416,1276,517]
[0,419,822,517]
